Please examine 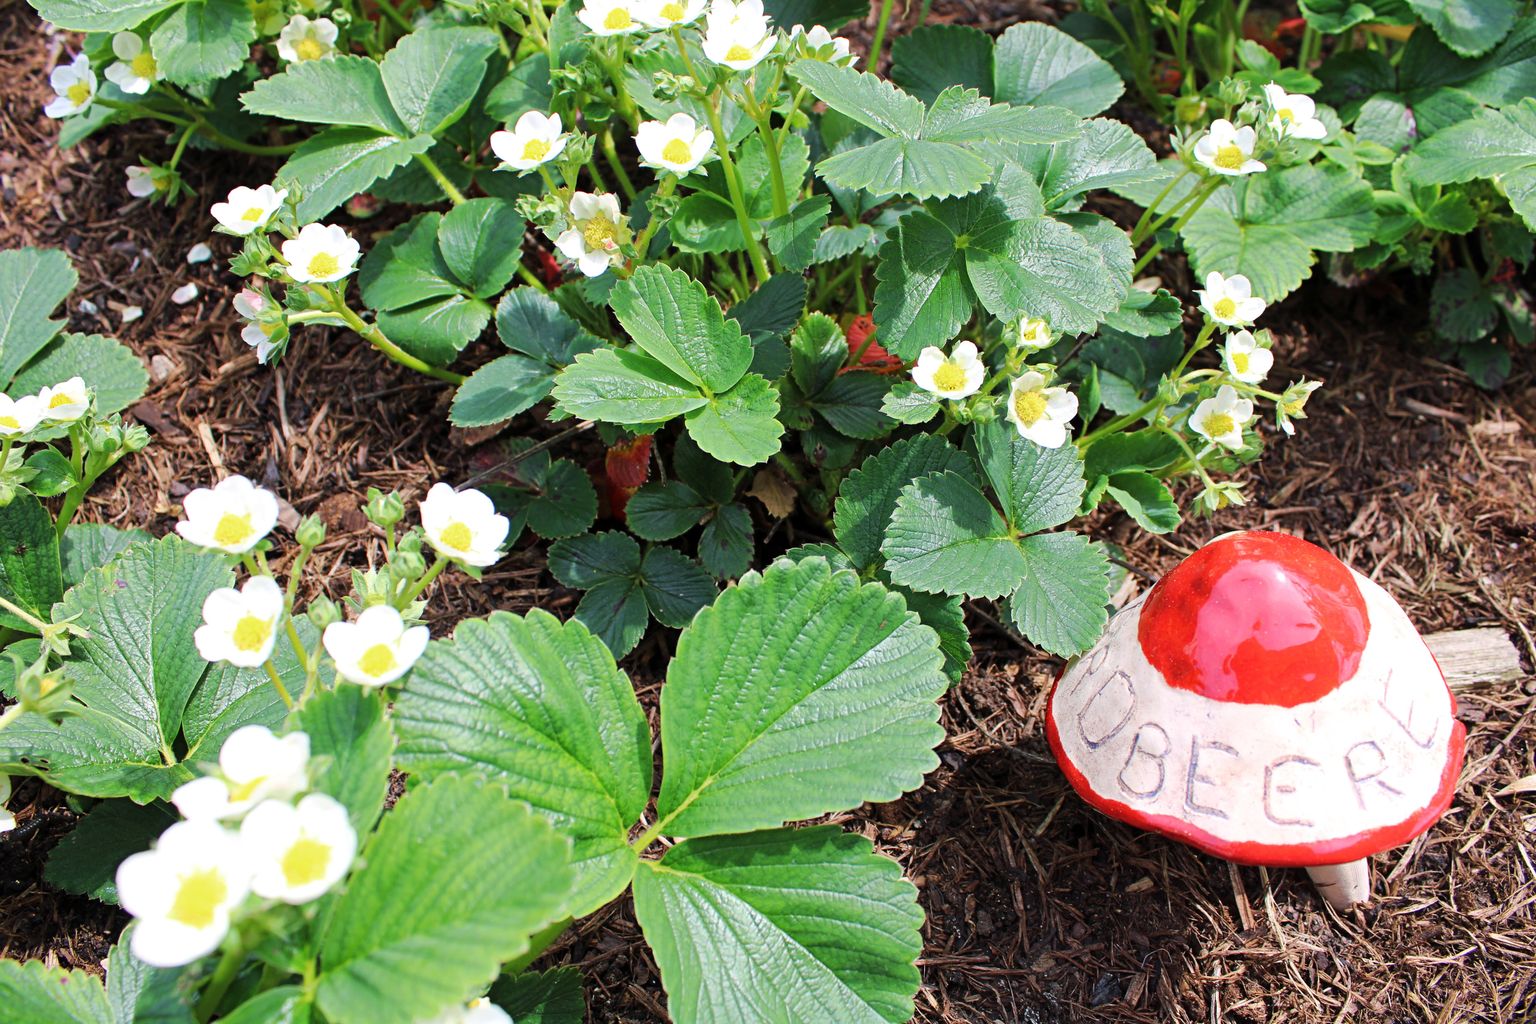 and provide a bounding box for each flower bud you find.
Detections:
[296,513,326,548]
[1174,96,1207,125]
[391,548,427,580]
[364,488,404,529]
[1216,77,1249,107]
[306,595,342,630]
[122,424,151,453]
